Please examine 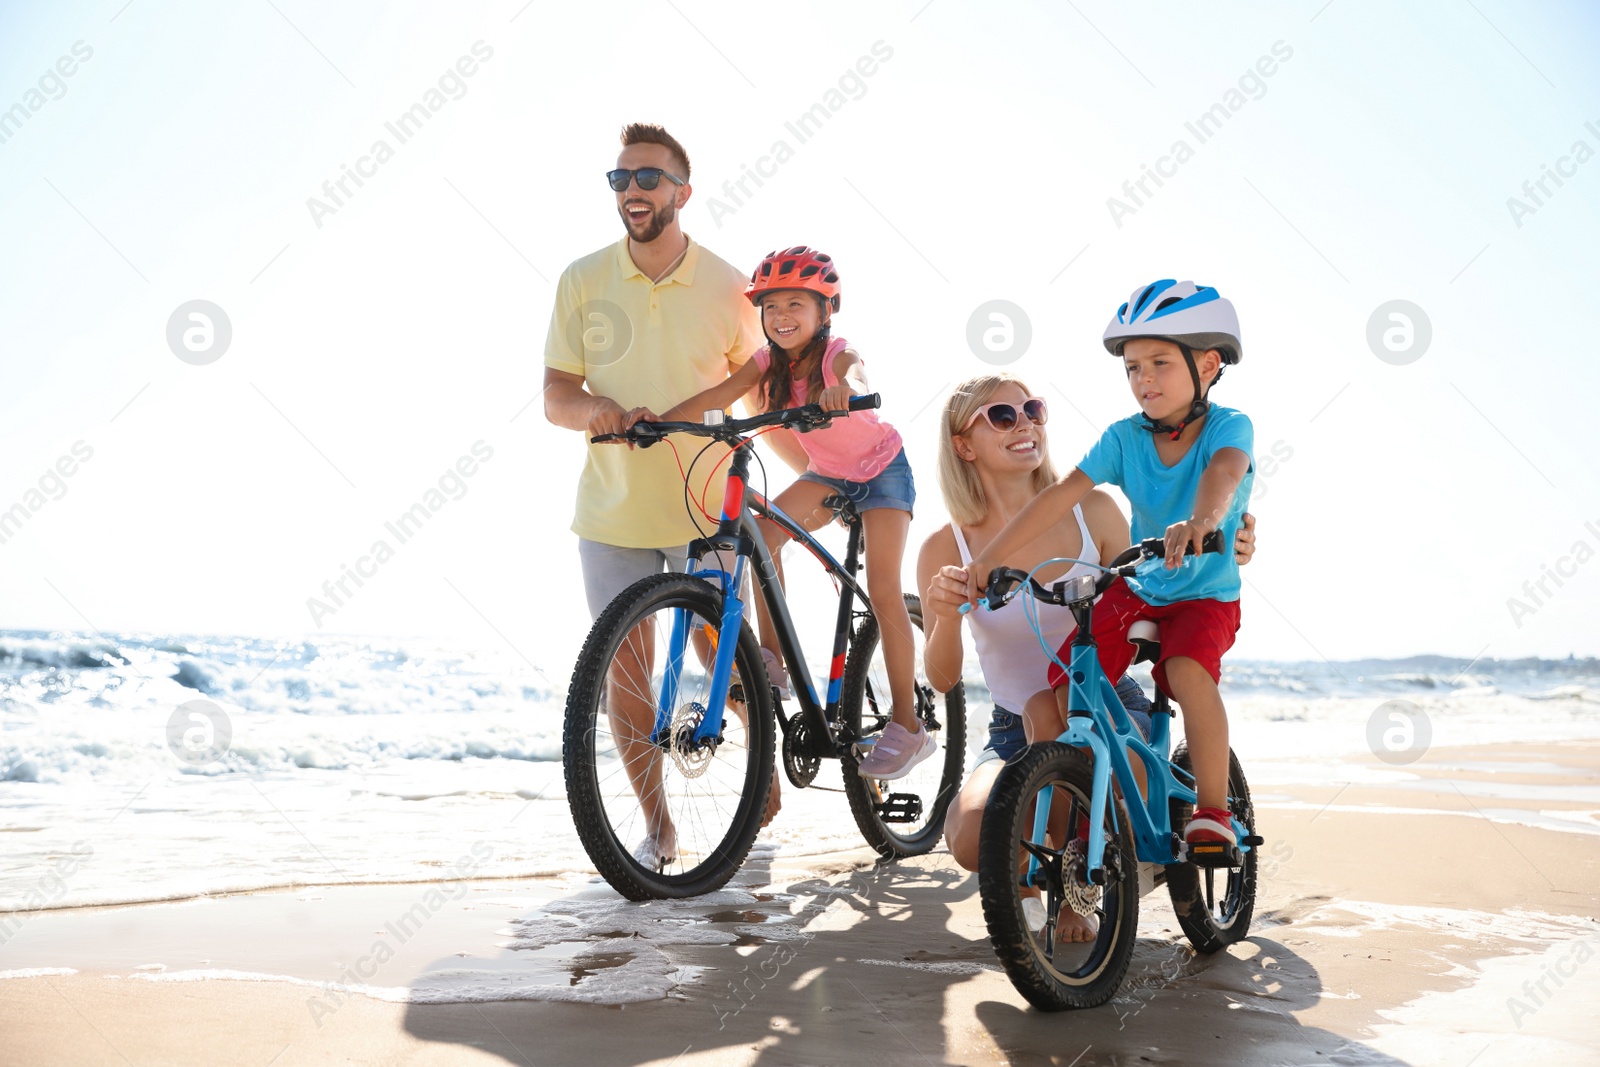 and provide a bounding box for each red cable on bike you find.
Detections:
[698,426,784,516]
[666,437,719,524]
